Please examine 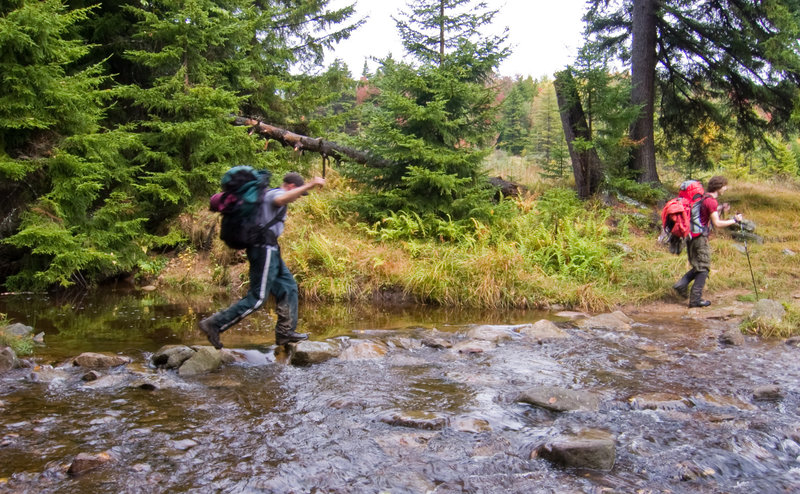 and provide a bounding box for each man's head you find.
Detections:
[707,175,728,194]
[283,172,305,188]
